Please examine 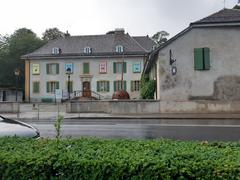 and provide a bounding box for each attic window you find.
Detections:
[84,47,92,54]
[116,45,124,53]
[52,47,61,55]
